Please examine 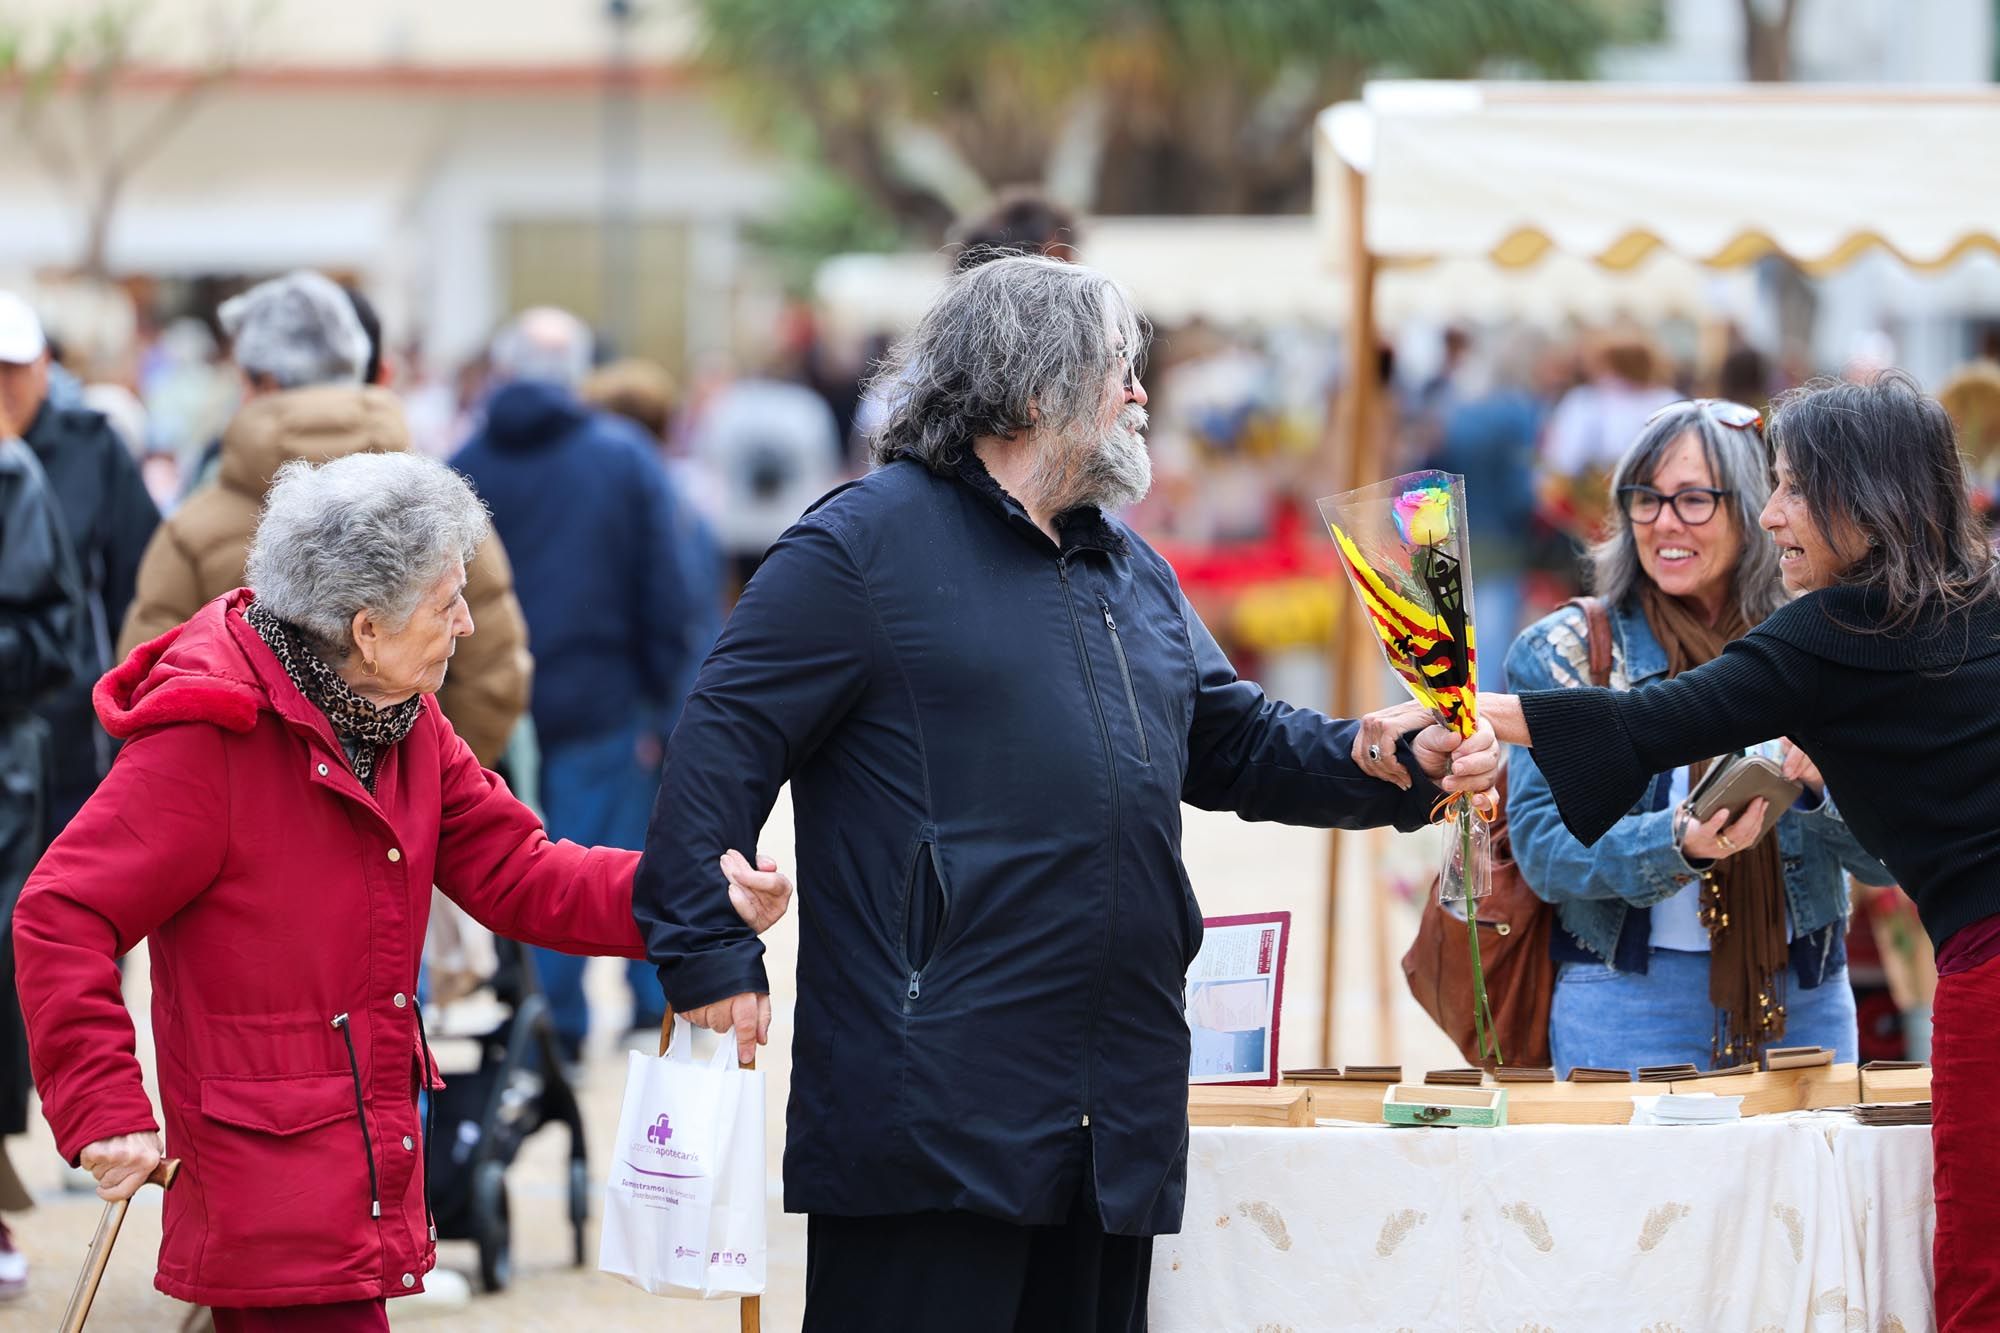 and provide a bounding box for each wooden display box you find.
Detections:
[1859,1062,1932,1104]
[1286,1071,1398,1124]
[1189,1085,1315,1127]
[1665,1062,1861,1114]
[1383,1084,1508,1128]
[1256,1060,1884,1127]
[1501,1079,1646,1126]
